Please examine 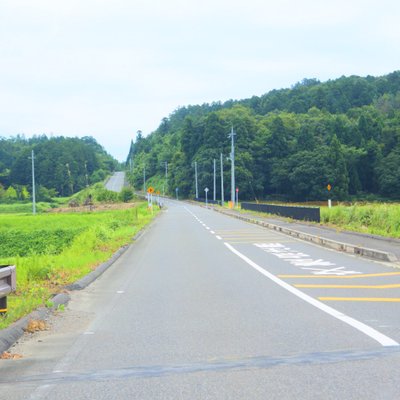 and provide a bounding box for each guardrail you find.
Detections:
[0,265,16,315]
[241,202,320,223]
[194,198,221,205]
